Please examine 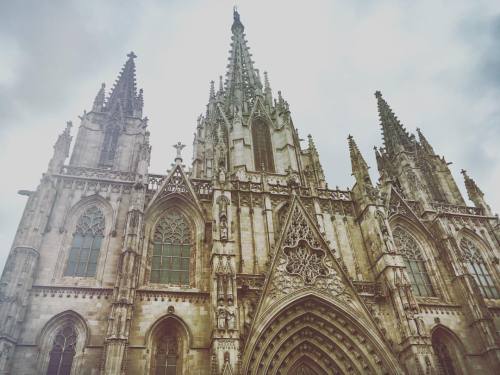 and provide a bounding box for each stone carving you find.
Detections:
[269,205,346,300]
